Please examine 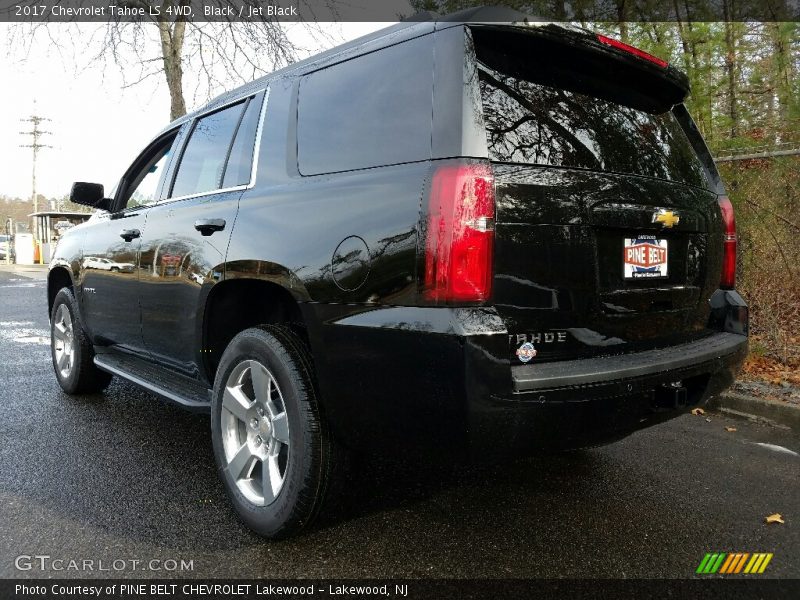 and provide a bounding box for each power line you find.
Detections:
[19,101,52,242]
